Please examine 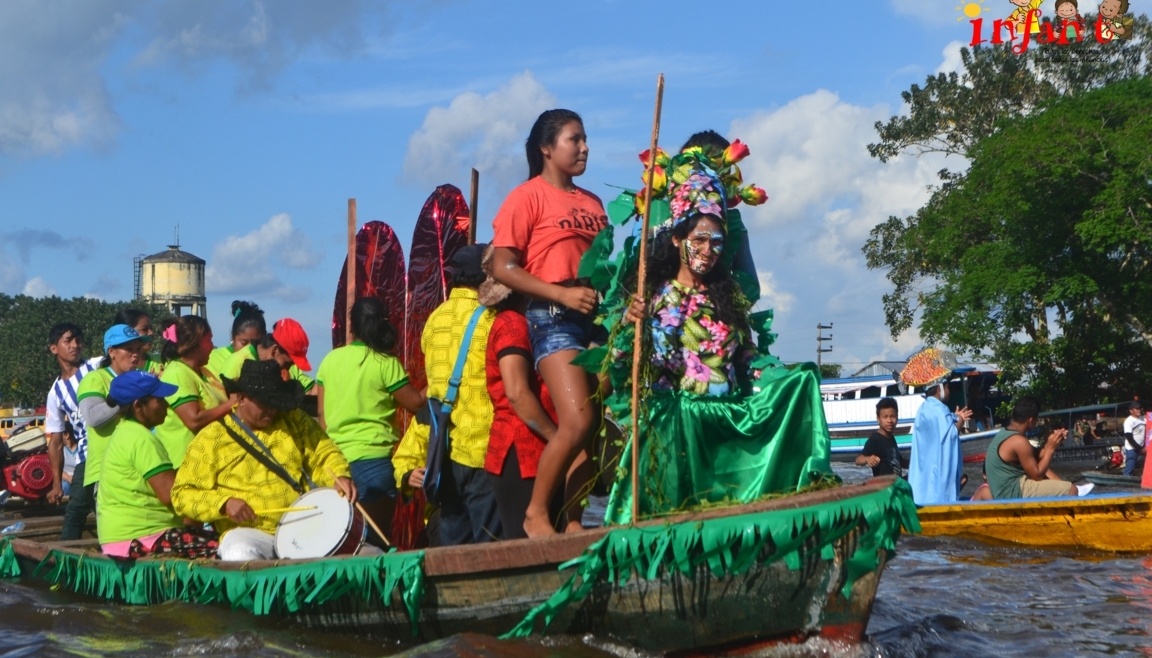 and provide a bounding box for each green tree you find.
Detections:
[0,295,172,407]
[865,77,1152,407]
[818,363,842,380]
